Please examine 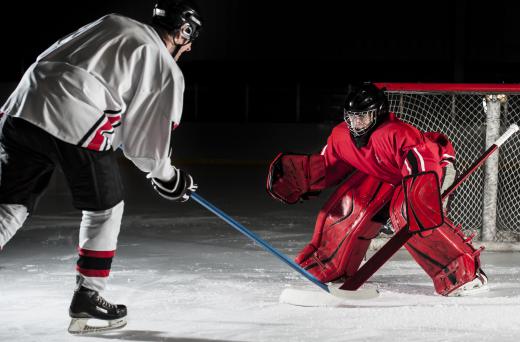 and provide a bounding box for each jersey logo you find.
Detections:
[78,110,122,151]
